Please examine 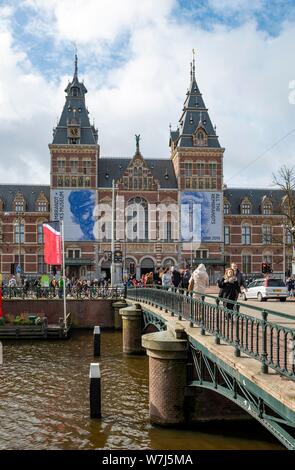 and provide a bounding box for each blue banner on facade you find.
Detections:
[51,189,96,241]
